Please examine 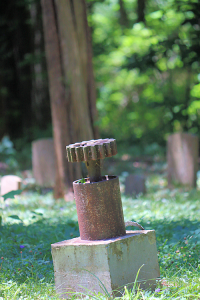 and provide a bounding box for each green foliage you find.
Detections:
[77,178,86,184]
[7,215,22,221]
[0,136,18,170]
[2,190,23,201]
[90,0,200,145]
[0,189,23,229]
